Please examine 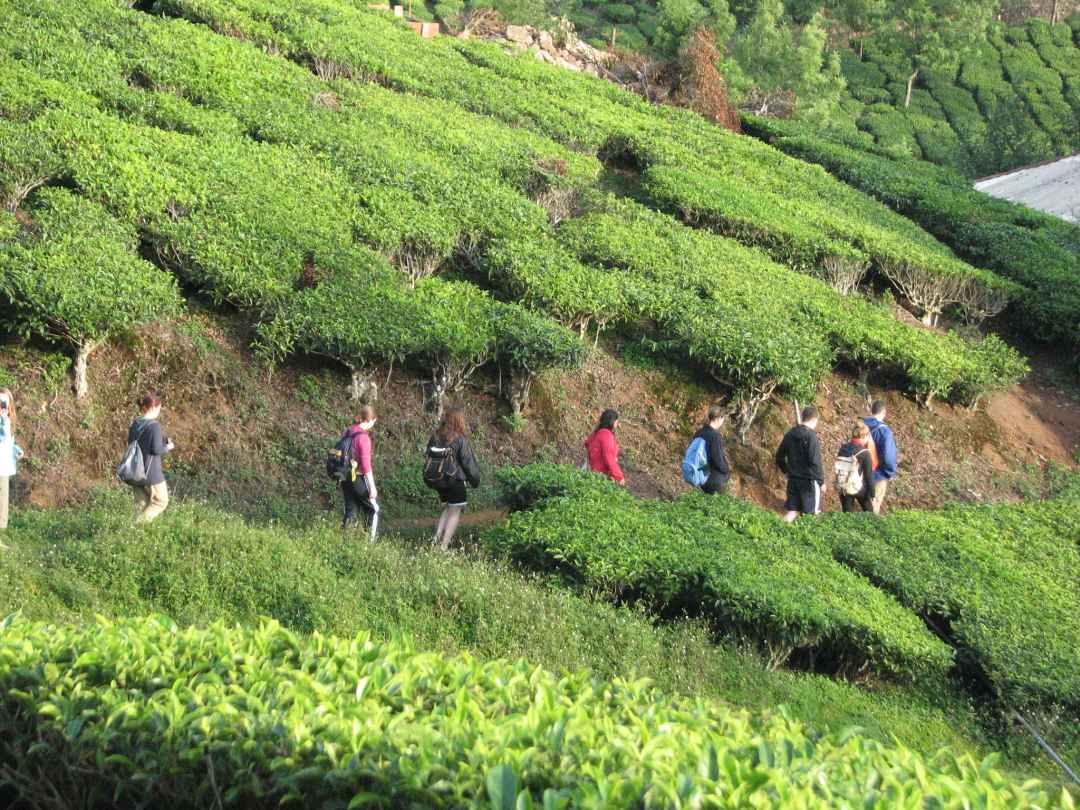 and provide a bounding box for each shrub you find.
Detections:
[0,188,184,398]
[0,616,1064,809]
[488,470,953,681]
